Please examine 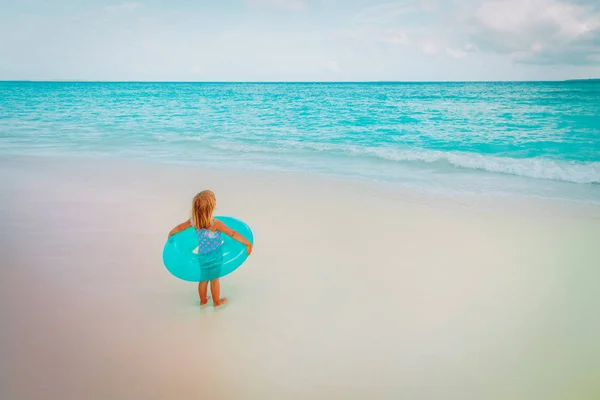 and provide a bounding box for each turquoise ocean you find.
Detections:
[1,81,599,203]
